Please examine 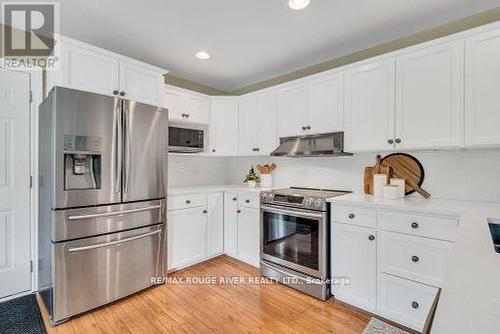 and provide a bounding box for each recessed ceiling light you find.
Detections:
[288,0,310,10]
[195,51,211,60]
